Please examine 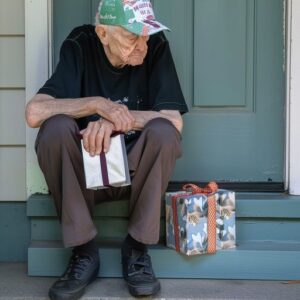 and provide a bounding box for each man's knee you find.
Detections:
[144,118,182,156]
[35,114,78,151]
